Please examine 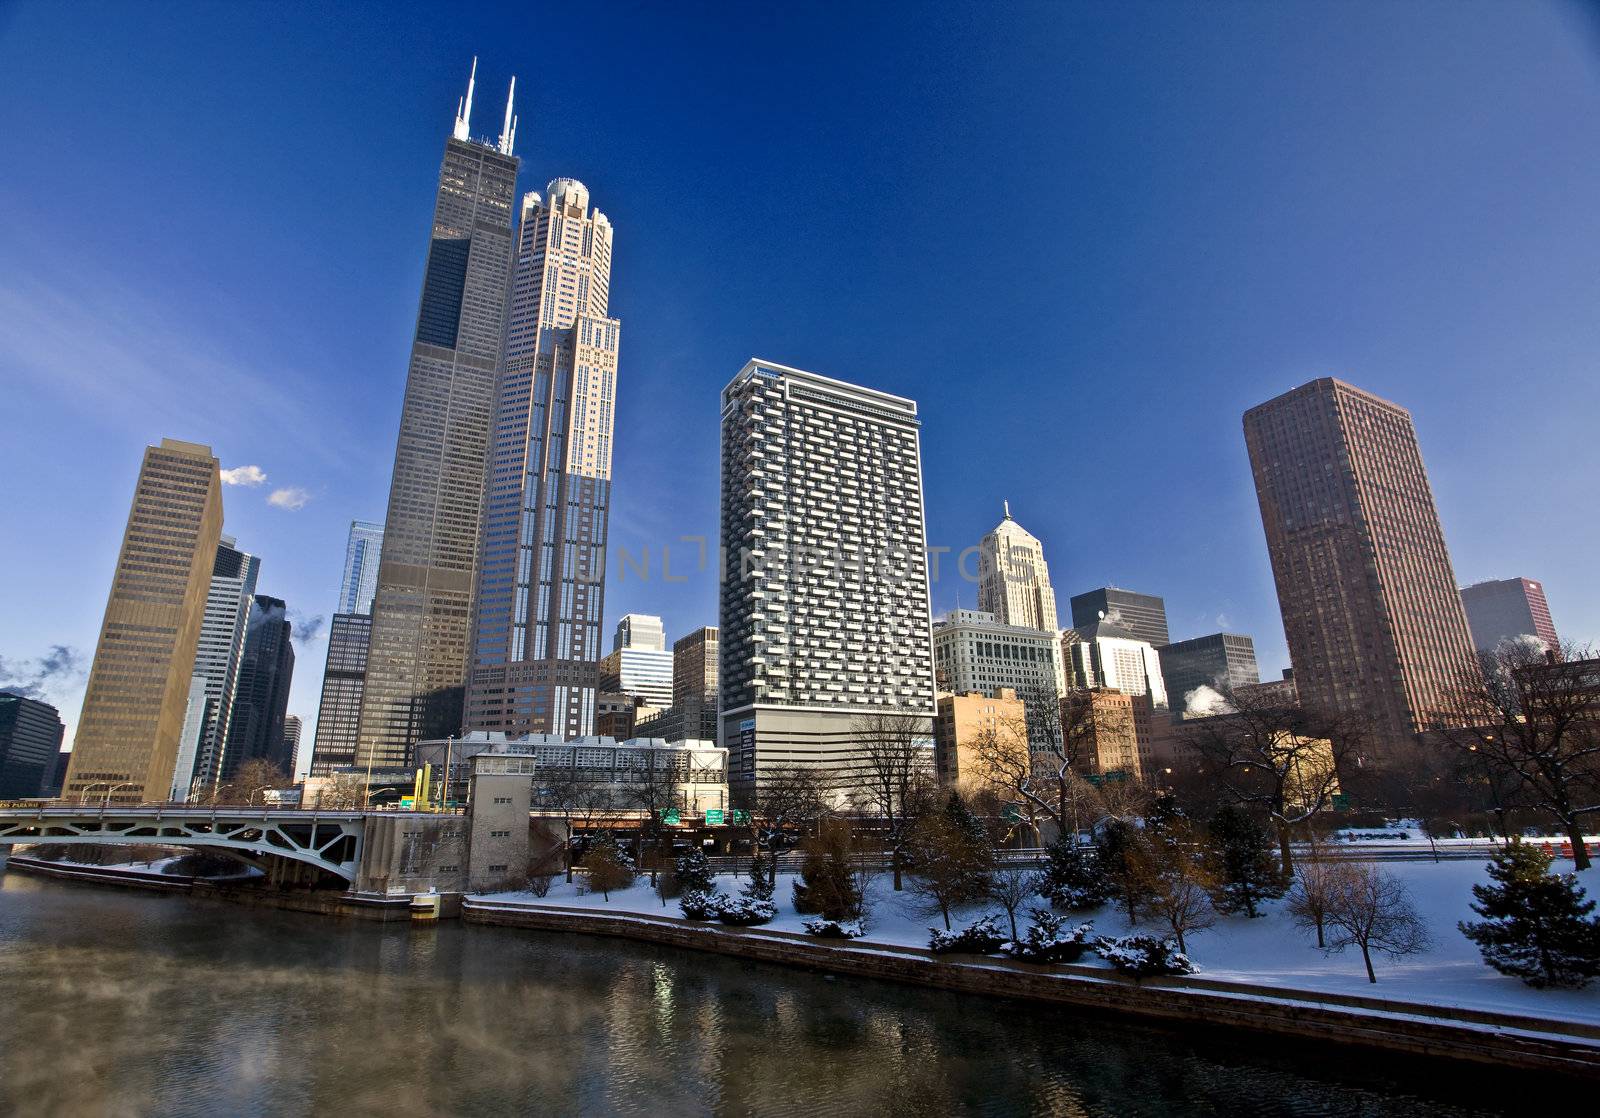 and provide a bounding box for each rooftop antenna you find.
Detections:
[453,56,478,142]
[498,76,517,155]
